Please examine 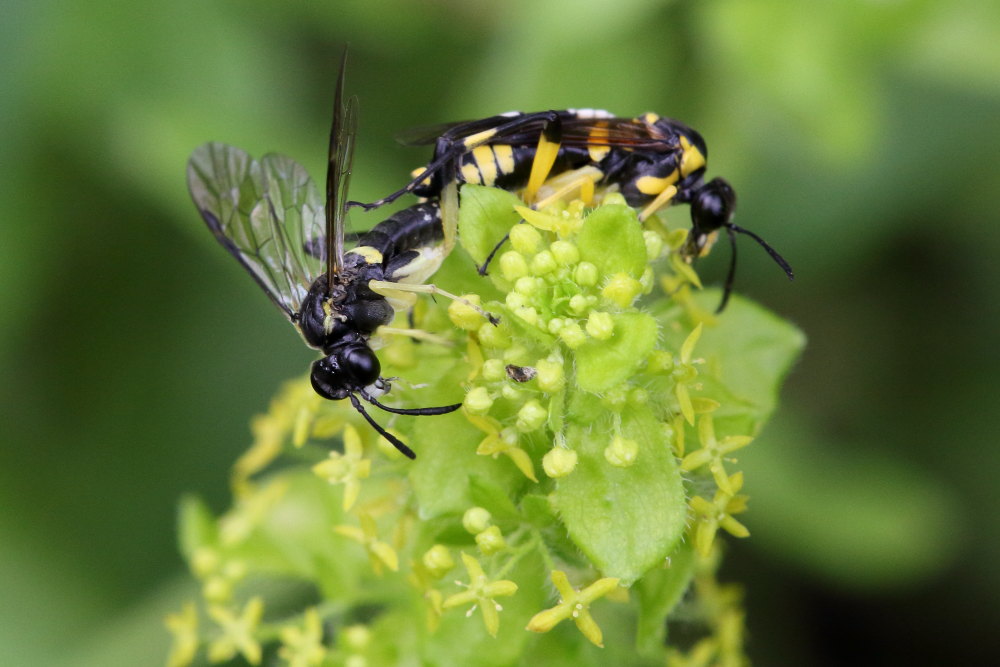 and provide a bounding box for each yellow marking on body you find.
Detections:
[493,144,515,174]
[642,112,660,125]
[388,243,447,285]
[473,145,498,185]
[347,246,384,265]
[461,161,483,185]
[524,133,561,204]
[410,166,433,186]
[587,123,611,162]
[638,184,678,222]
[635,172,679,196]
[680,135,706,176]
[463,128,497,148]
